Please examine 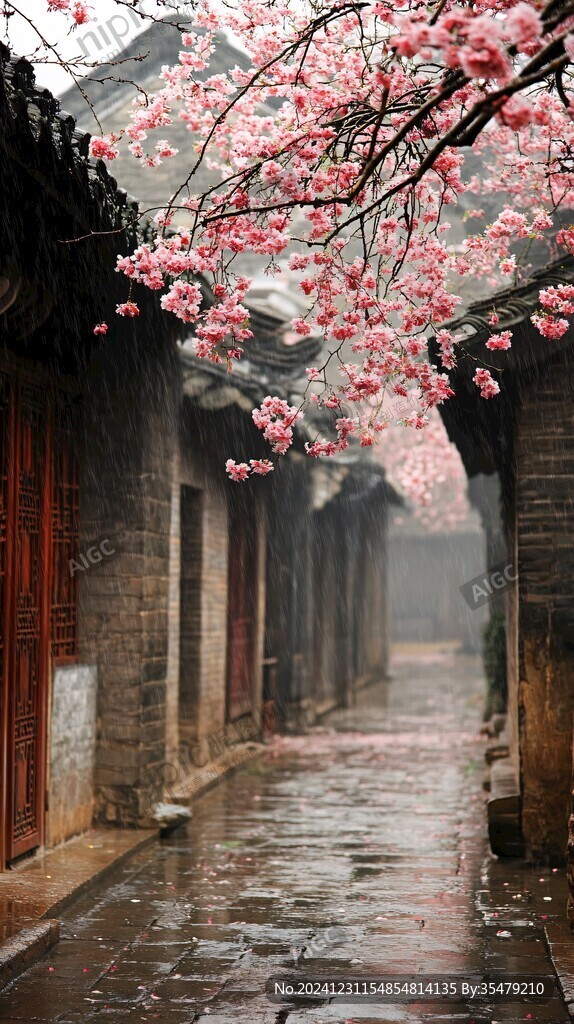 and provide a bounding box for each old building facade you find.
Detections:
[0,48,396,869]
[433,256,574,874]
